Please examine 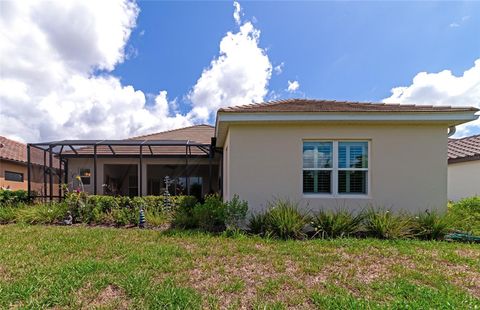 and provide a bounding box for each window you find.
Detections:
[338,142,368,194]
[79,168,91,185]
[303,141,369,196]
[302,142,332,193]
[5,171,23,182]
